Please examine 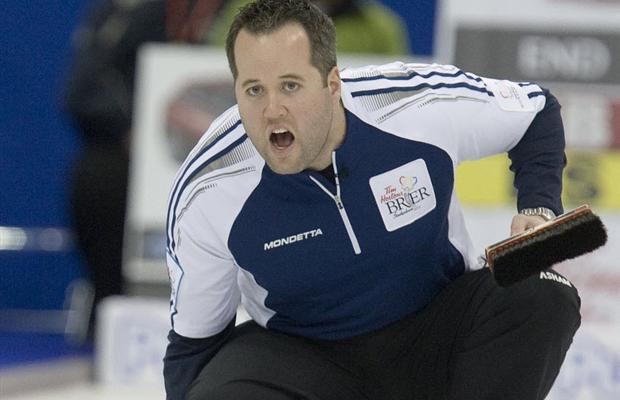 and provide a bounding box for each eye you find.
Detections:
[282,81,299,92]
[246,85,263,97]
